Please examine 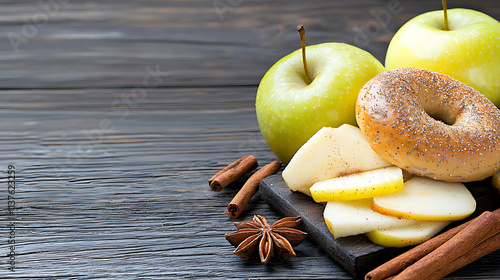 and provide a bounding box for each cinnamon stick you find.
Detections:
[209,154,258,191]
[365,209,500,280]
[226,160,281,219]
[427,232,500,279]
[393,210,500,280]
